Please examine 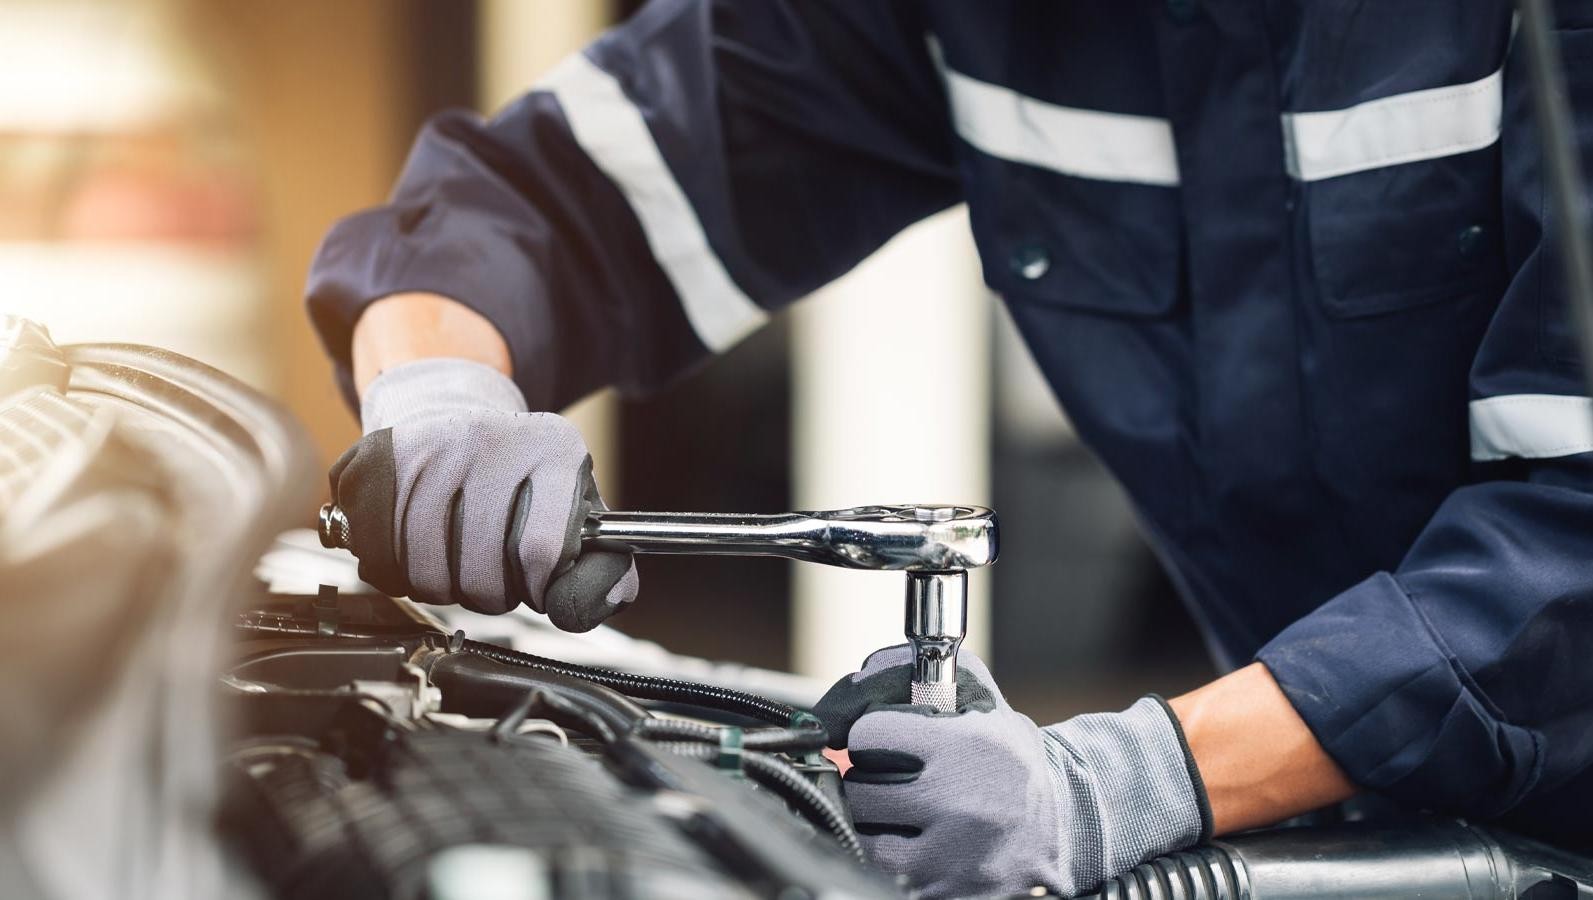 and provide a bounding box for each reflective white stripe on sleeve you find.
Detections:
[1470,394,1593,461]
[932,50,1179,187]
[539,53,766,352]
[1283,67,1503,182]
